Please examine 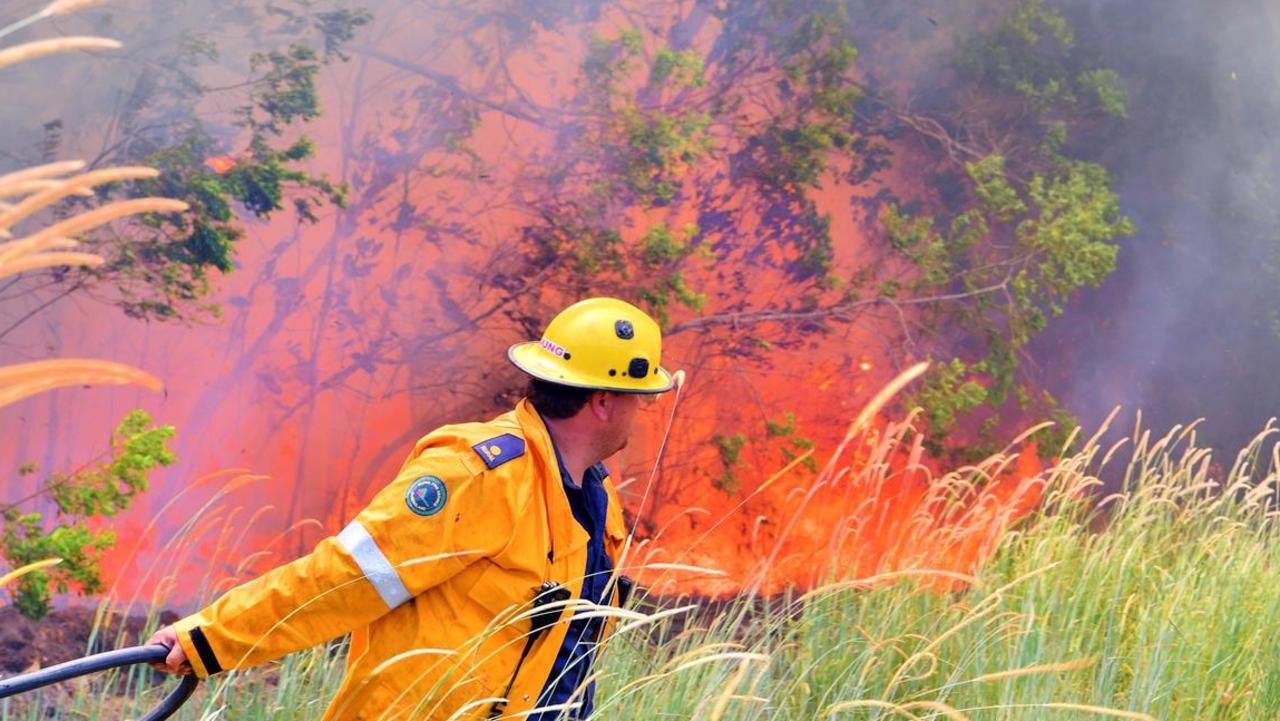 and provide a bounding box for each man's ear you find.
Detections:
[589,391,612,421]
